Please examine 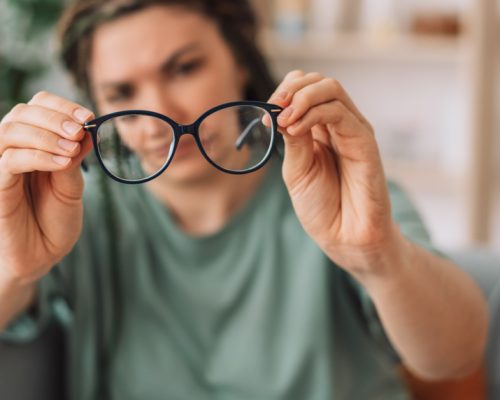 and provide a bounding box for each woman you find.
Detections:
[0,1,488,399]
